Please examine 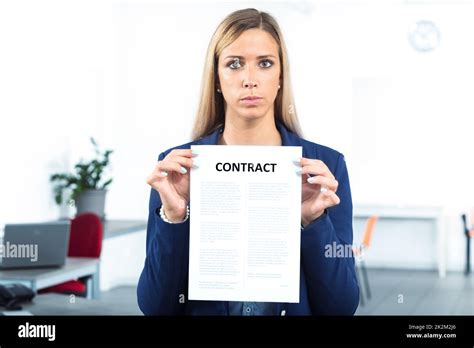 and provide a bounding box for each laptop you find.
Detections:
[0,222,70,269]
